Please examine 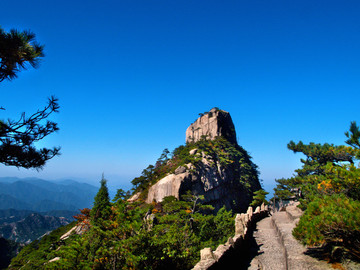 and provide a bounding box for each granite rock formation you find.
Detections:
[144,108,261,213]
[186,108,237,144]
